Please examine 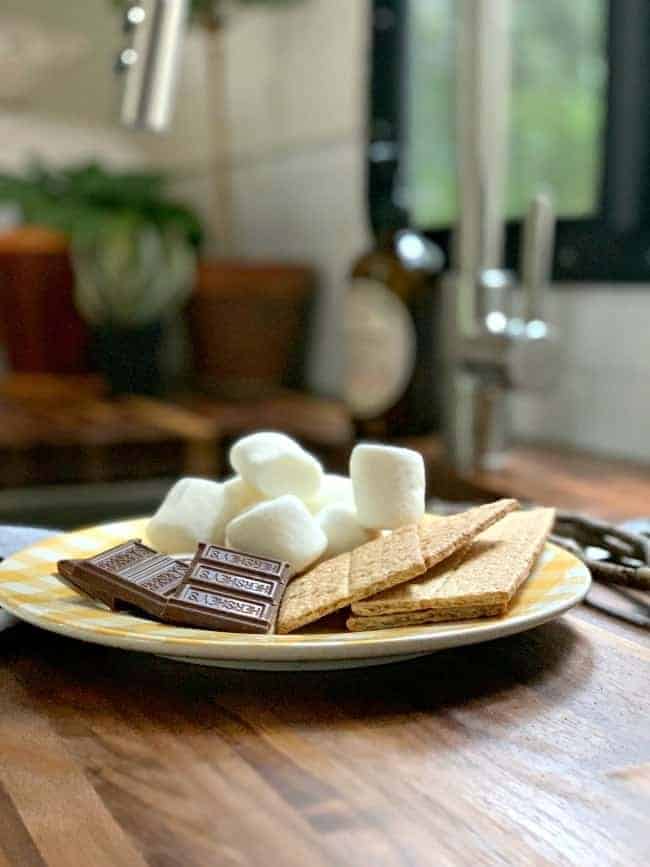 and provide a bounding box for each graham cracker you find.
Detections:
[346,602,504,632]
[416,499,518,569]
[347,507,554,630]
[277,498,518,633]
